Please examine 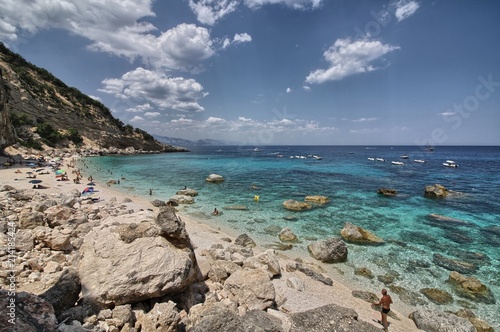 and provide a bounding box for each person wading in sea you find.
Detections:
[373,288,393,331]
